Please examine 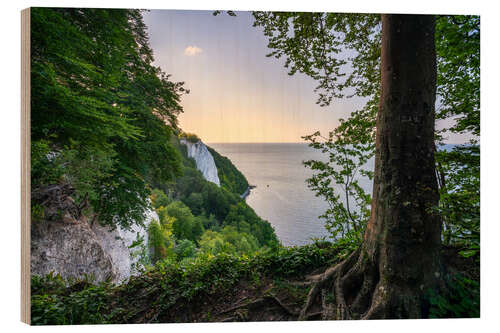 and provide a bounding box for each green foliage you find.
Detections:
[164,141,279,249]
[191,217,205,242]
[251,241,345,277]
[195,213,220,230]
[435,15,480,137]
[201,182,233,221]
[428,274,480,318]
[207,146,249,195]
[179,132,200,143]
[434,15,480,260]
[150,189,171,209]
[199,226,260,256]
[129,234,151,273]
[168,149,236,222]
[165,201,204,242]
[174,239,197,261]
[31,203,45,223]
[146,138,278,264]
[252,12,380,106]
[31,8,185,228]
[436,145,480,259]
[31,241,348,325]
[31,140,61,186]
[31,139,114,205]
[148,196,277,262]
[183,192,205,215]
[224,202,279,248]
[148,218,176,263]
[303,117,374,245]
[252,12,380,246]
[31,274,113,325]
[253,12,480,255]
